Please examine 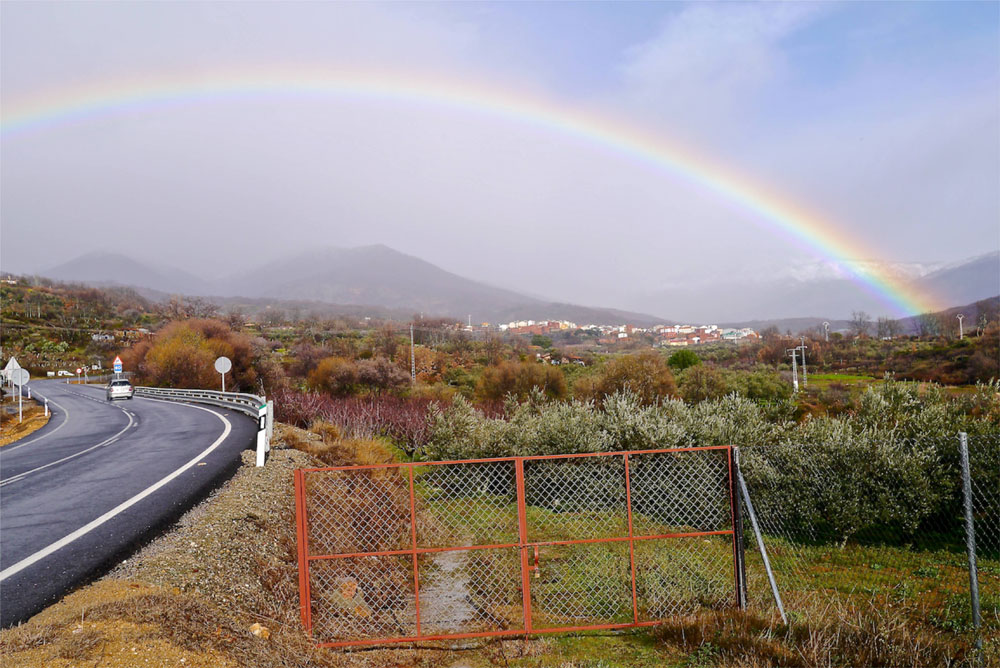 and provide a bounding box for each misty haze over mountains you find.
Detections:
[628,252,1000,322]
[33,245,1000,325]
